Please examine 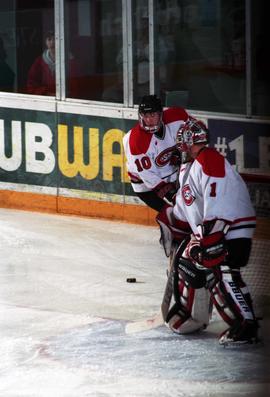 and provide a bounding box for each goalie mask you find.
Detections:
[176,118,209,153]
[138,95,163,133]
